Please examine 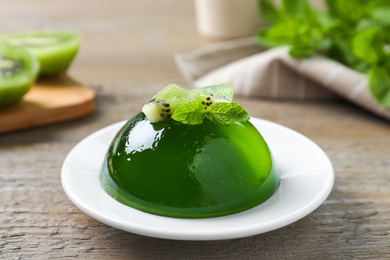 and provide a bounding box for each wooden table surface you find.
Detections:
[1,0,389,259]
